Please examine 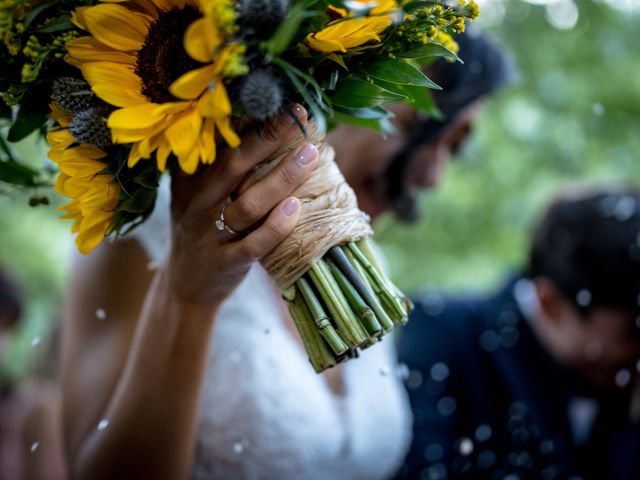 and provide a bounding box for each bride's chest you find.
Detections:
[189,266,411,480]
